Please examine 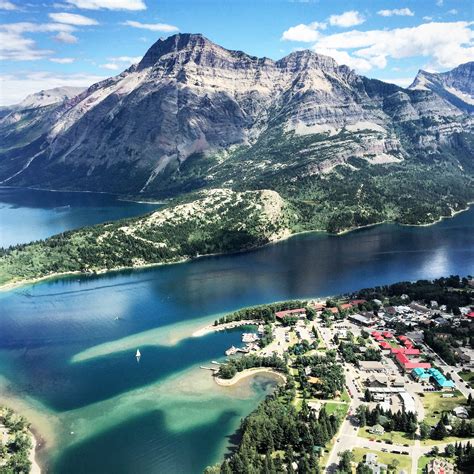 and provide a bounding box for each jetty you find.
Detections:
[225,345,249,356]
